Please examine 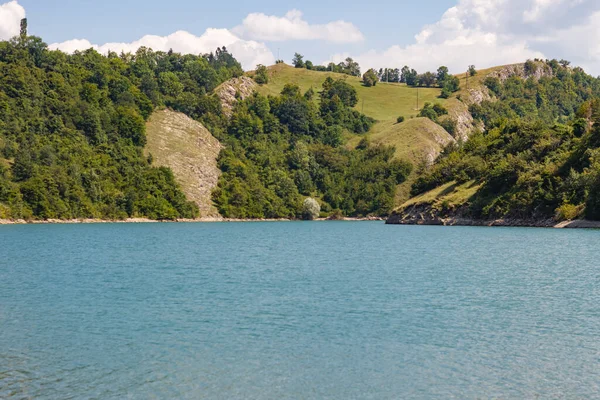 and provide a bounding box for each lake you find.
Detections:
[1,222,599,399]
